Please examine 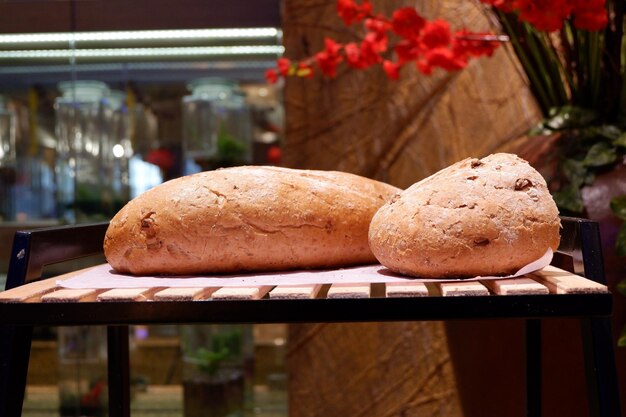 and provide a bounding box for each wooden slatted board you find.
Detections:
[0,265,609,303]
